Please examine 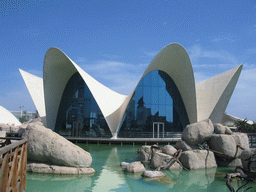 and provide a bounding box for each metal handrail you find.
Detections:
[64,131,182,138]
